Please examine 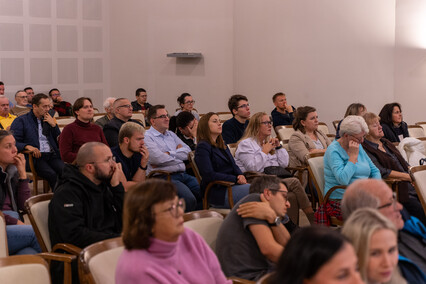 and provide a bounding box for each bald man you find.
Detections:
[48,142,126,283]
[342,179,426,282]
